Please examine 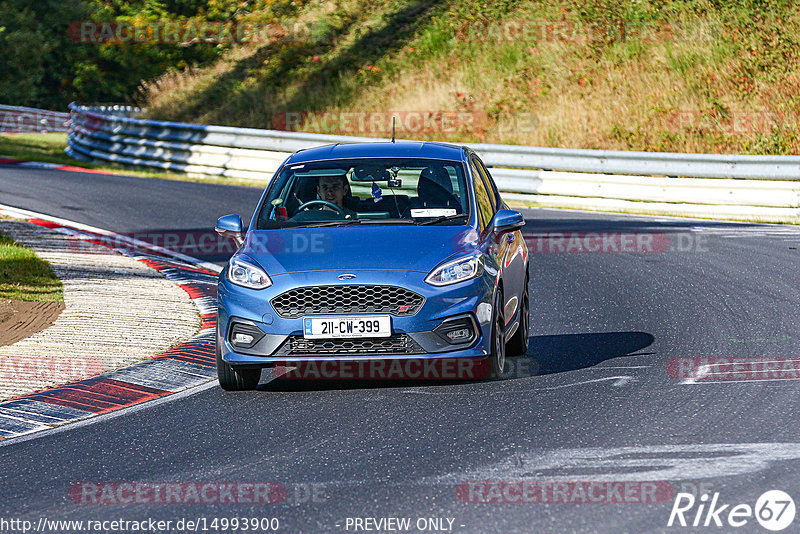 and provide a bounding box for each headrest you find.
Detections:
[419,166,453,193]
